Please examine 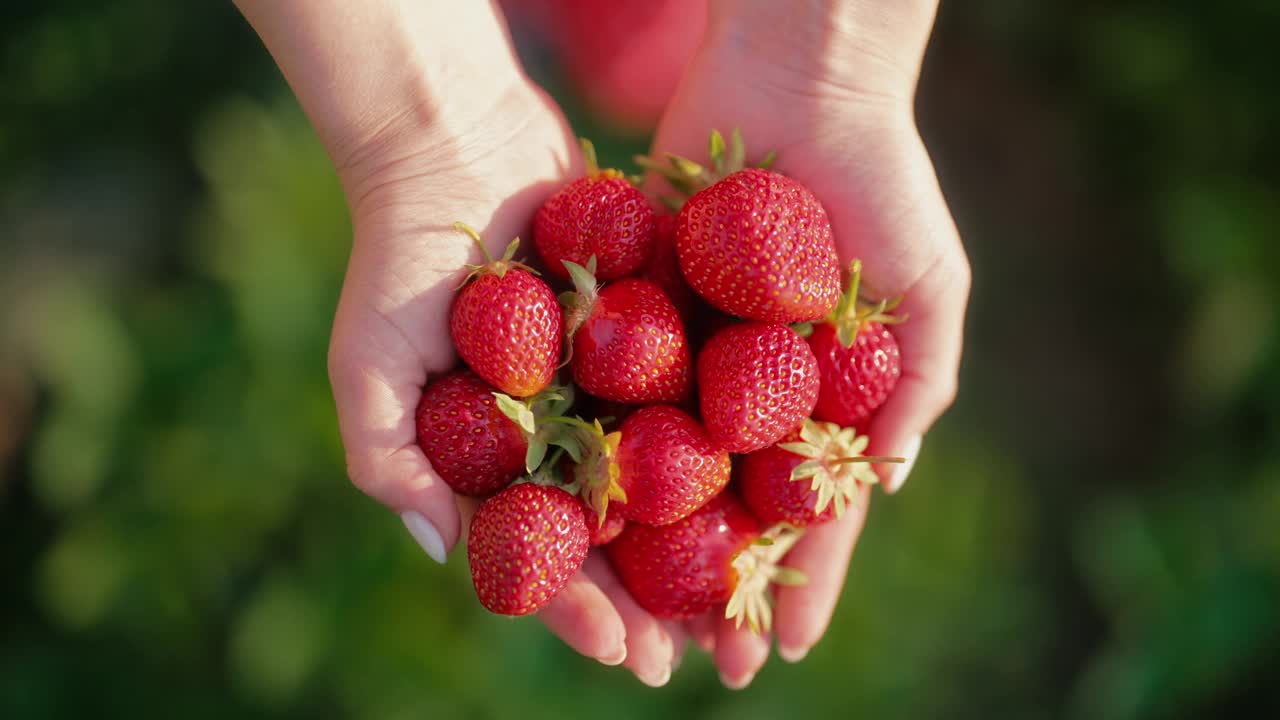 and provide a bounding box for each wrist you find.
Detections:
[706,0,939,103]
[236,0,529,195]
